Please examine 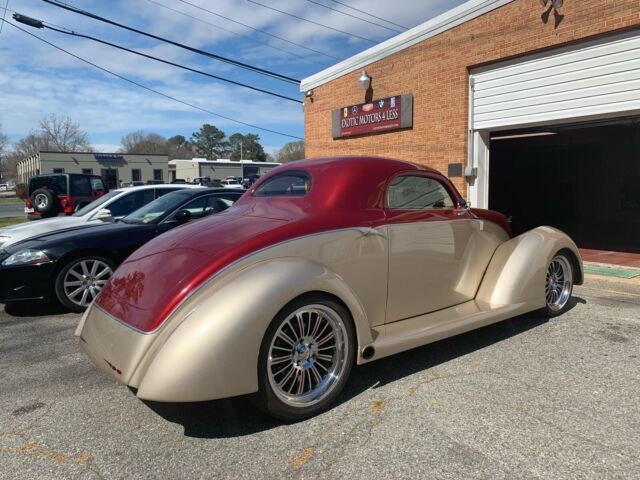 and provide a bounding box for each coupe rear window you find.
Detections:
[253,172,311,197]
